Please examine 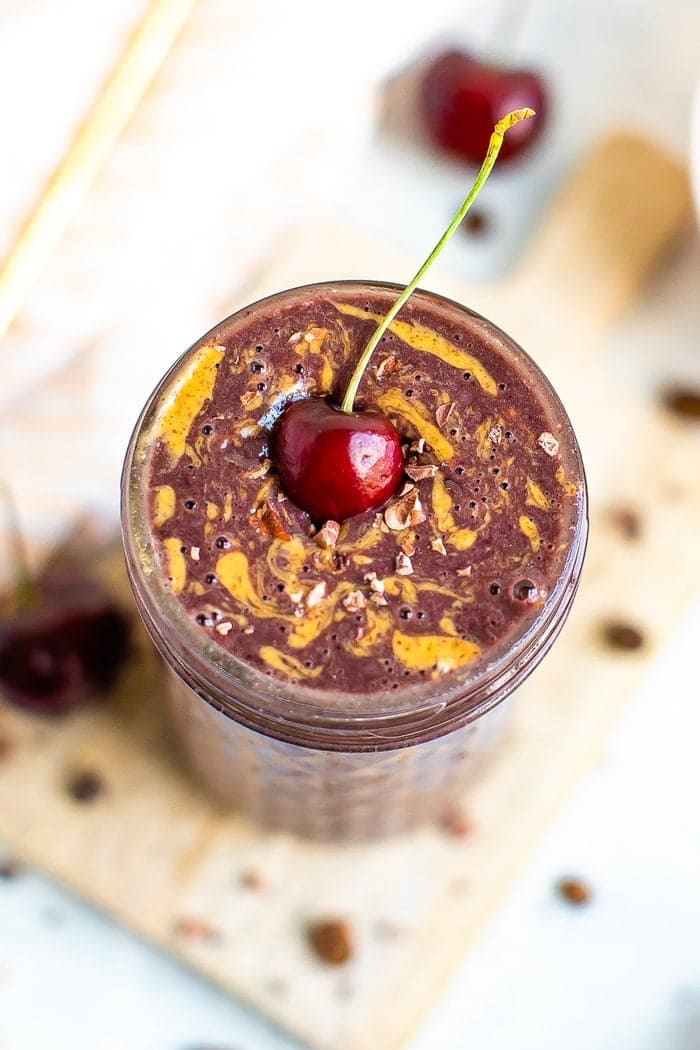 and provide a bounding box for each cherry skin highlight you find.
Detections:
[274,399,404,523]
[420,50,547,165]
